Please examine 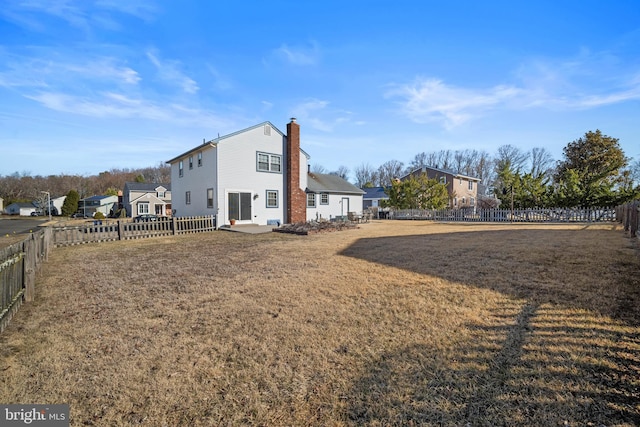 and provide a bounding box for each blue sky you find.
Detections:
[1,1,638,178]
